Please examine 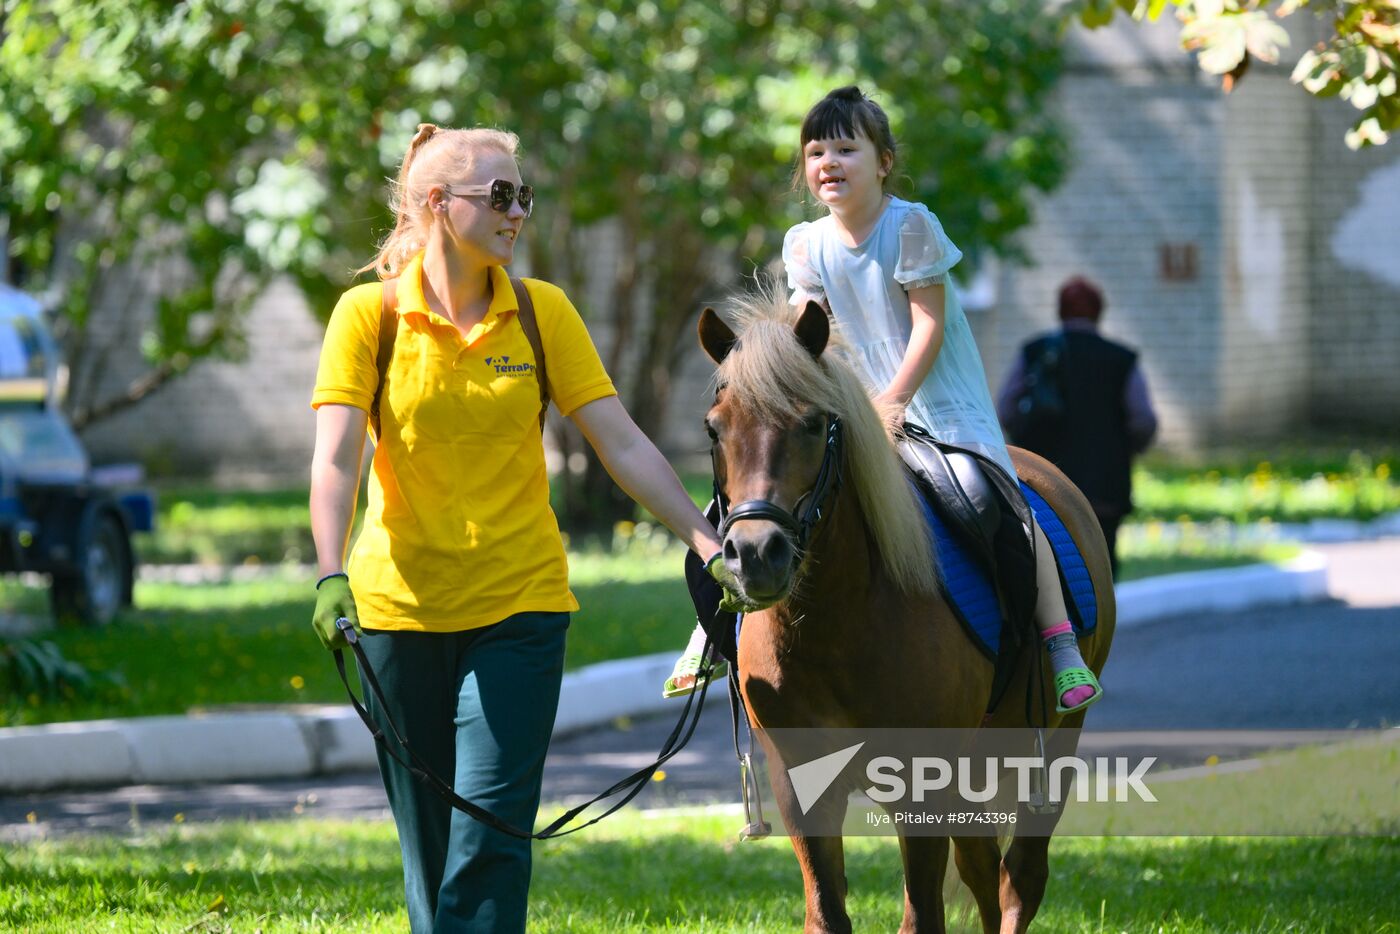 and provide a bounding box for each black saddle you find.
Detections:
[898,425,1040,712]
